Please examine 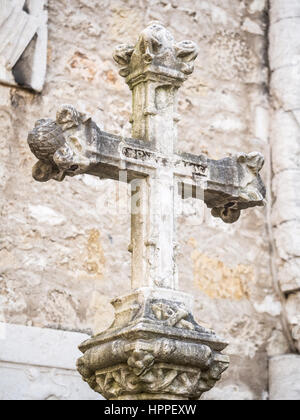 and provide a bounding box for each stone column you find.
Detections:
[268,0,300,397]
